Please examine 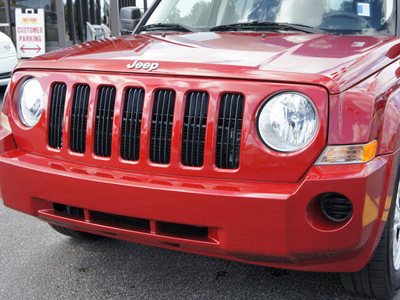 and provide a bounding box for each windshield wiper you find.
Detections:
[210,21,325,34]
[139,23,198,33]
